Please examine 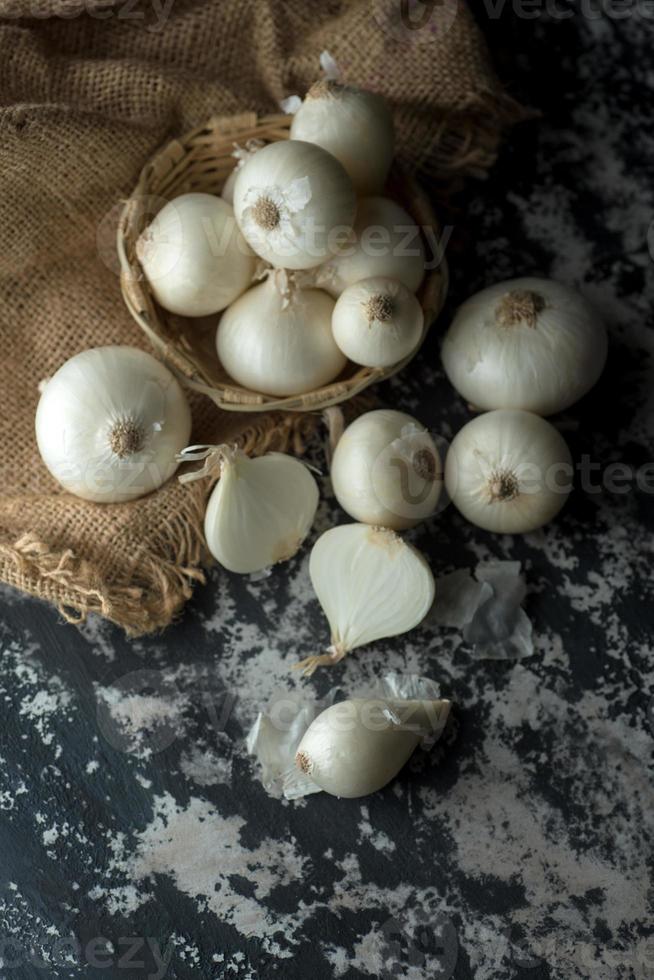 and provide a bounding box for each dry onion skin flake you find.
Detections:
[35,346,192,503]
[290,80,395,194]
[136,193,257,317]
[296,523,435,674]
[442,277,608,416]
[330,409,442,529]
[444,409,573,534]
